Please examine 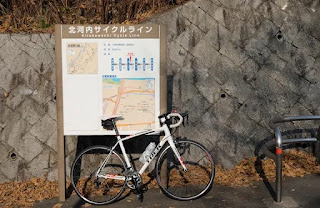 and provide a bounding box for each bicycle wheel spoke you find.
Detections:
[71,146,127,205]
[156,140,215,200]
